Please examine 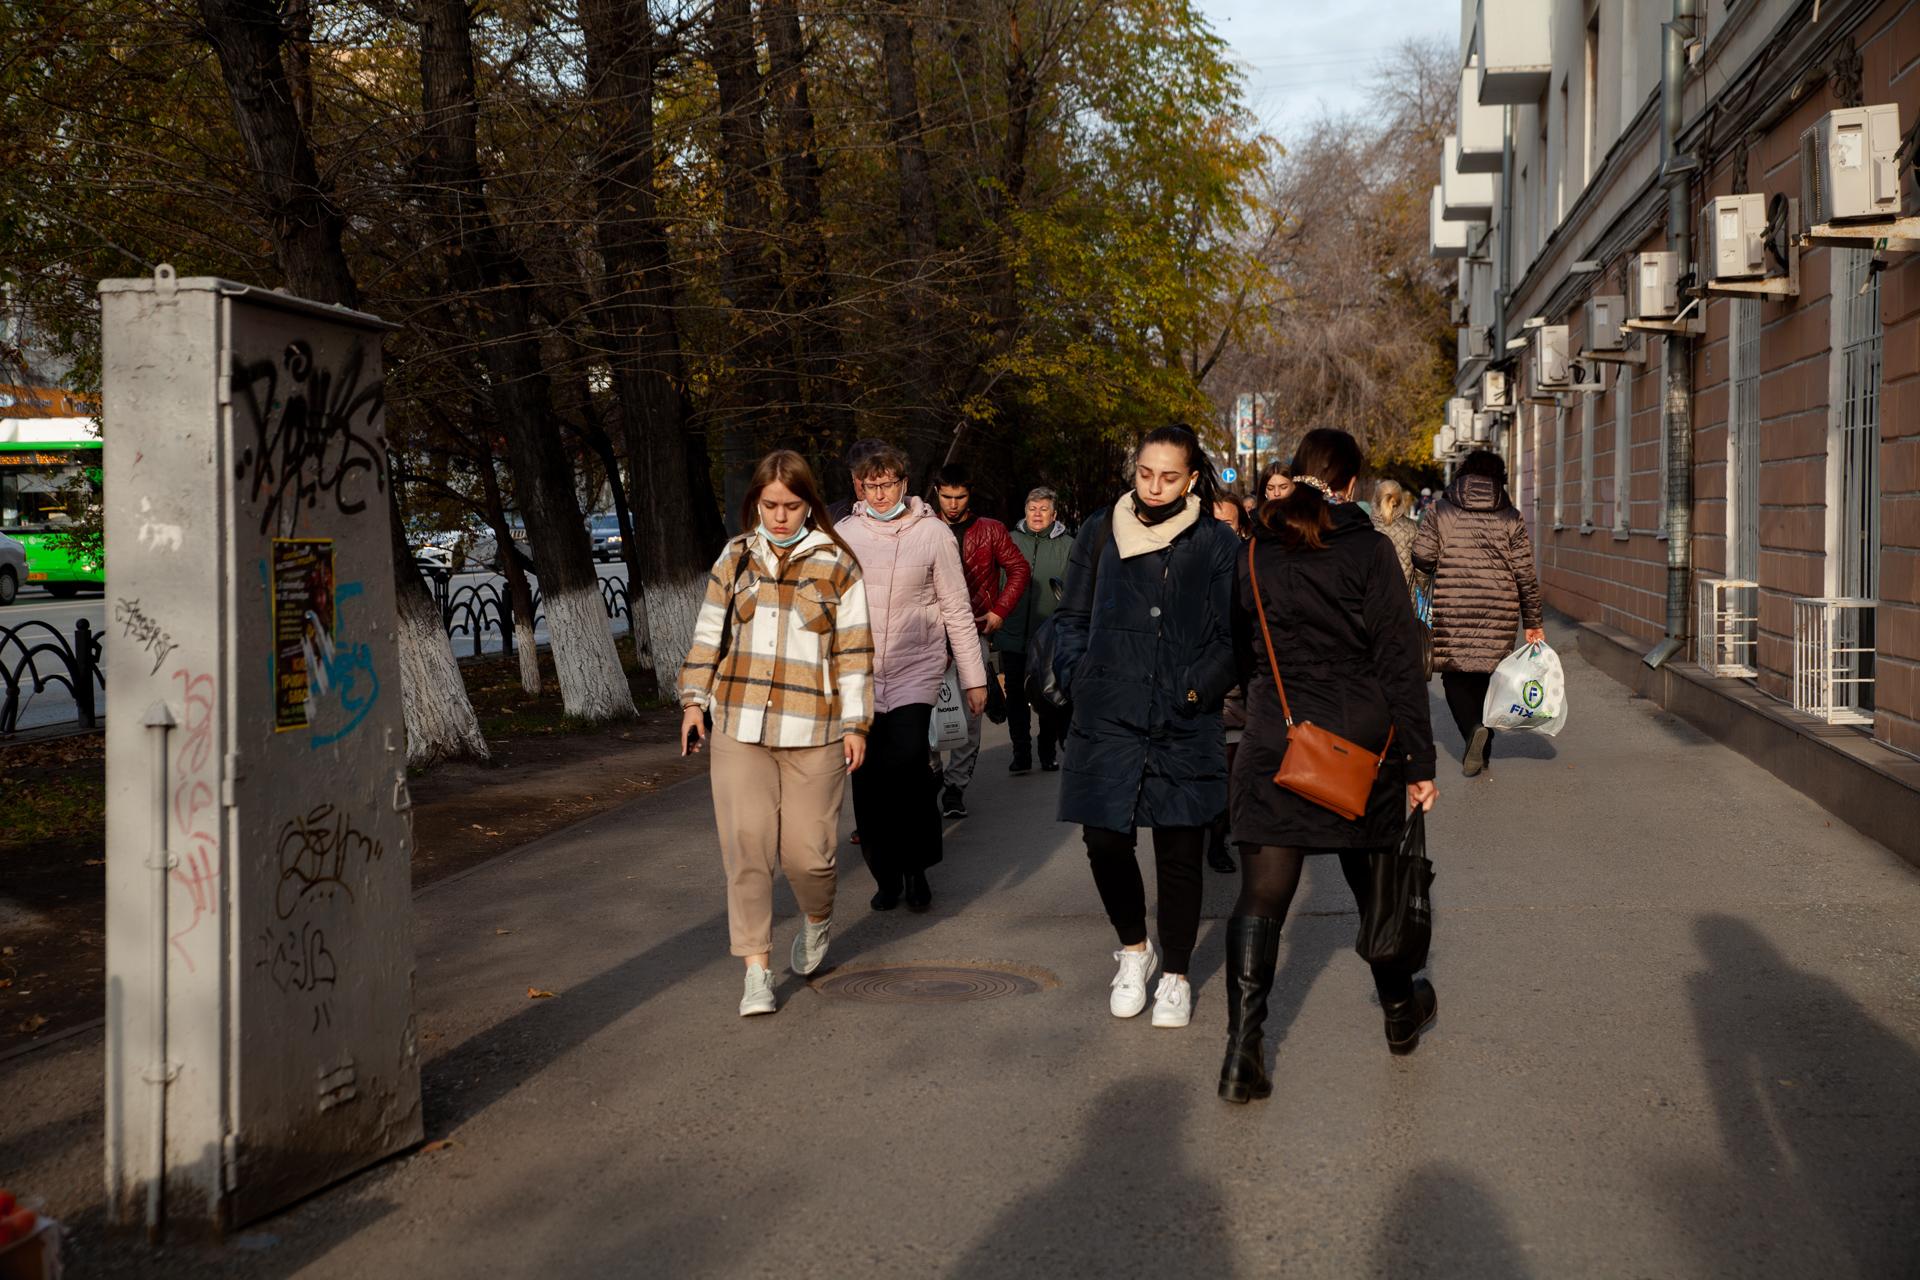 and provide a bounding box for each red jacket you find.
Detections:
[951,514,1031,631]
